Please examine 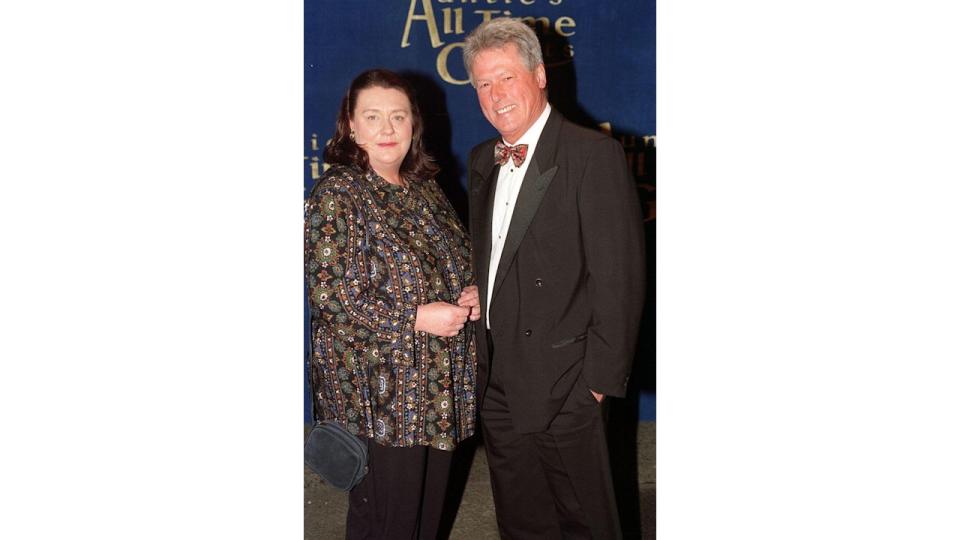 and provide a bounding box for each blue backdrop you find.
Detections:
[305,0,656,422]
